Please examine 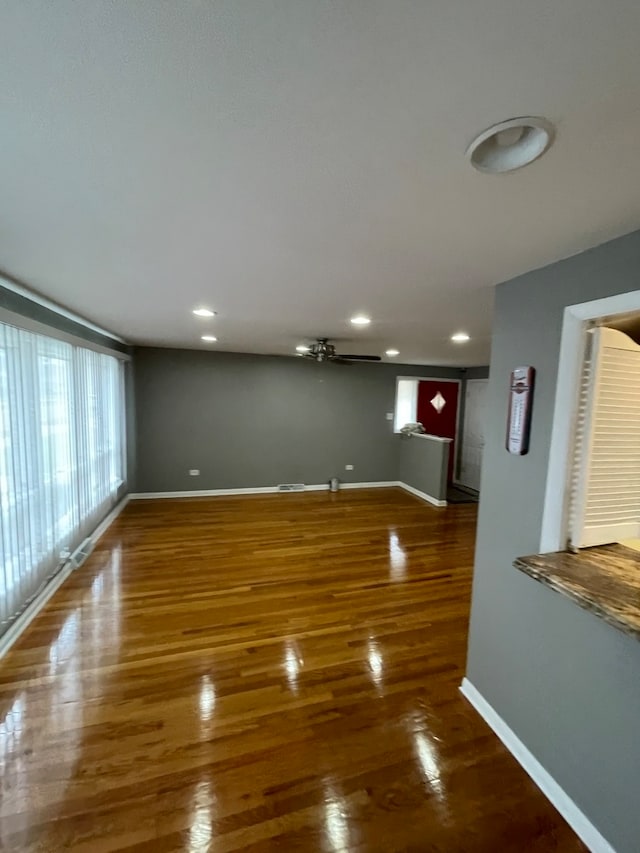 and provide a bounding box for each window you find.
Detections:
[394,378,419,432]
[0,322,126,634]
